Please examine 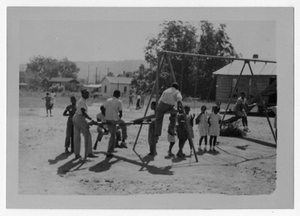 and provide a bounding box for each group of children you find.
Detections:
[148,100,222,158]
[167,104,221,157]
